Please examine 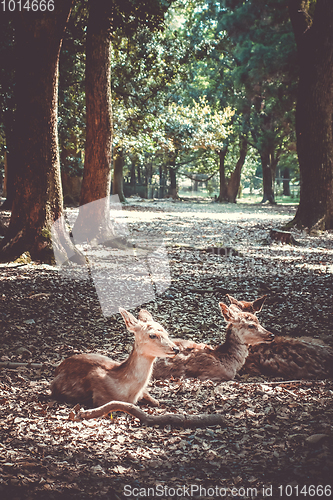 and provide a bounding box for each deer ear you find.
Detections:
[226,294,242,309]
[219,302,238,322]
[119,308,138,332]
[252,295,267,312]
[138,309,153,322]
